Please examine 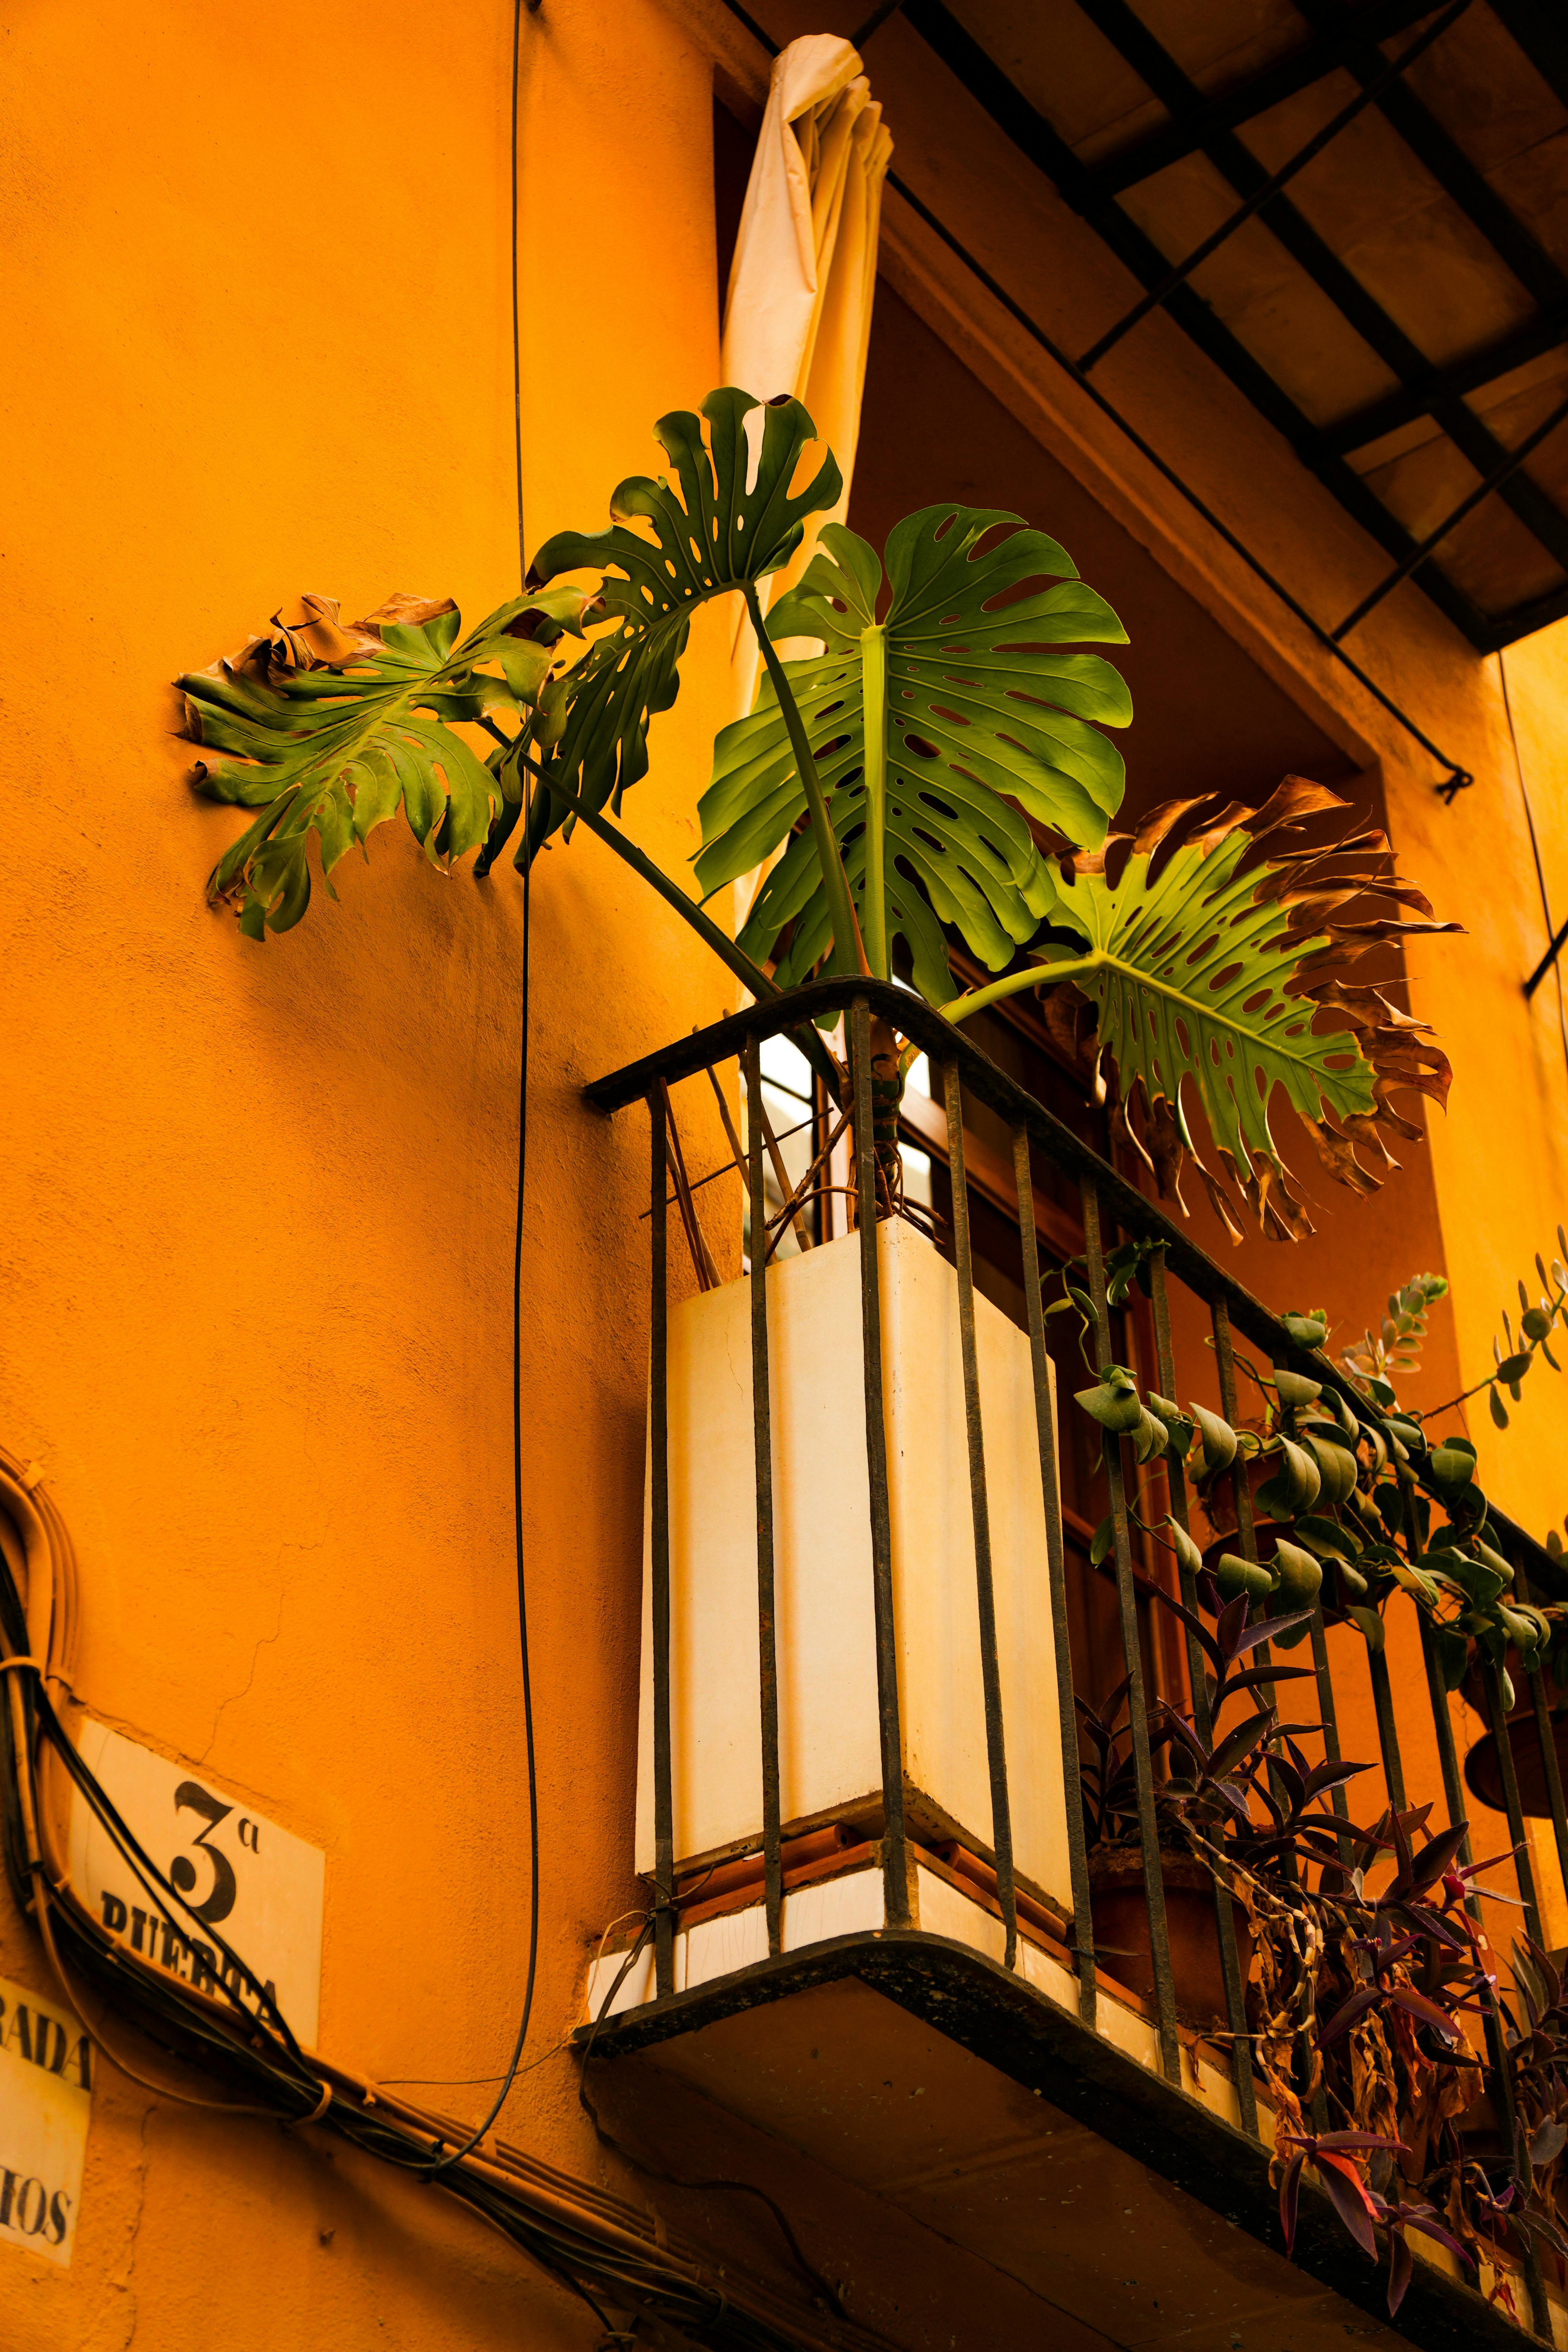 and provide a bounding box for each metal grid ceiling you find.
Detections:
[896,0,1568,652]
